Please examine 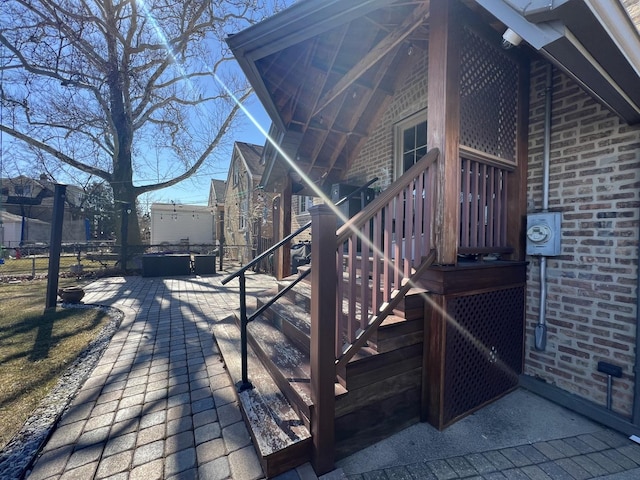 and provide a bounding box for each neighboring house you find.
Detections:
[223,142,273,264]
[207,179,226,247]
[0,175,87,247]
[222,0,640,476]
[149,203,215,246]
[0,210,49,251]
